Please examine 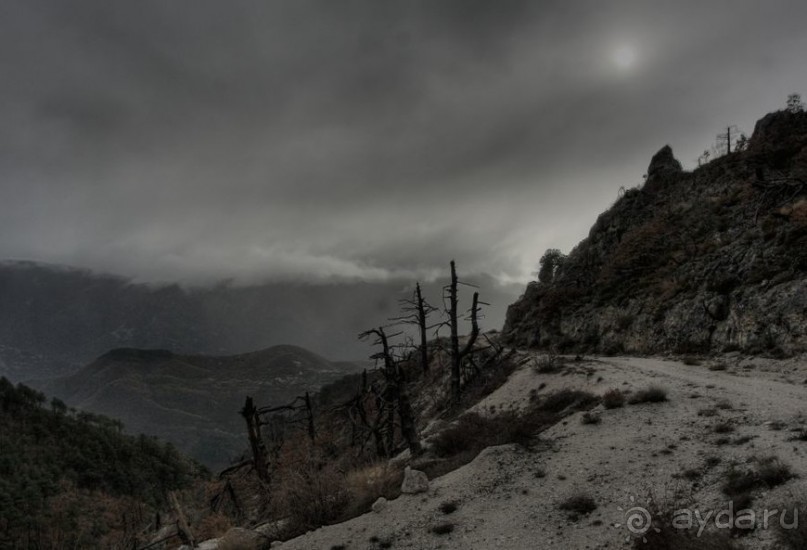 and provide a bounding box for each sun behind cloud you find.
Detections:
[612,44,638,70]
